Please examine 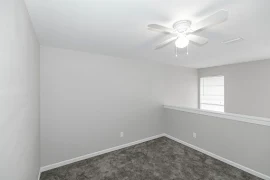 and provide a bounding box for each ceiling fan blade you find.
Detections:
[190,10,228,32]
[187,34,208,45]
[155,36,178,50]
[148,24,175,34]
